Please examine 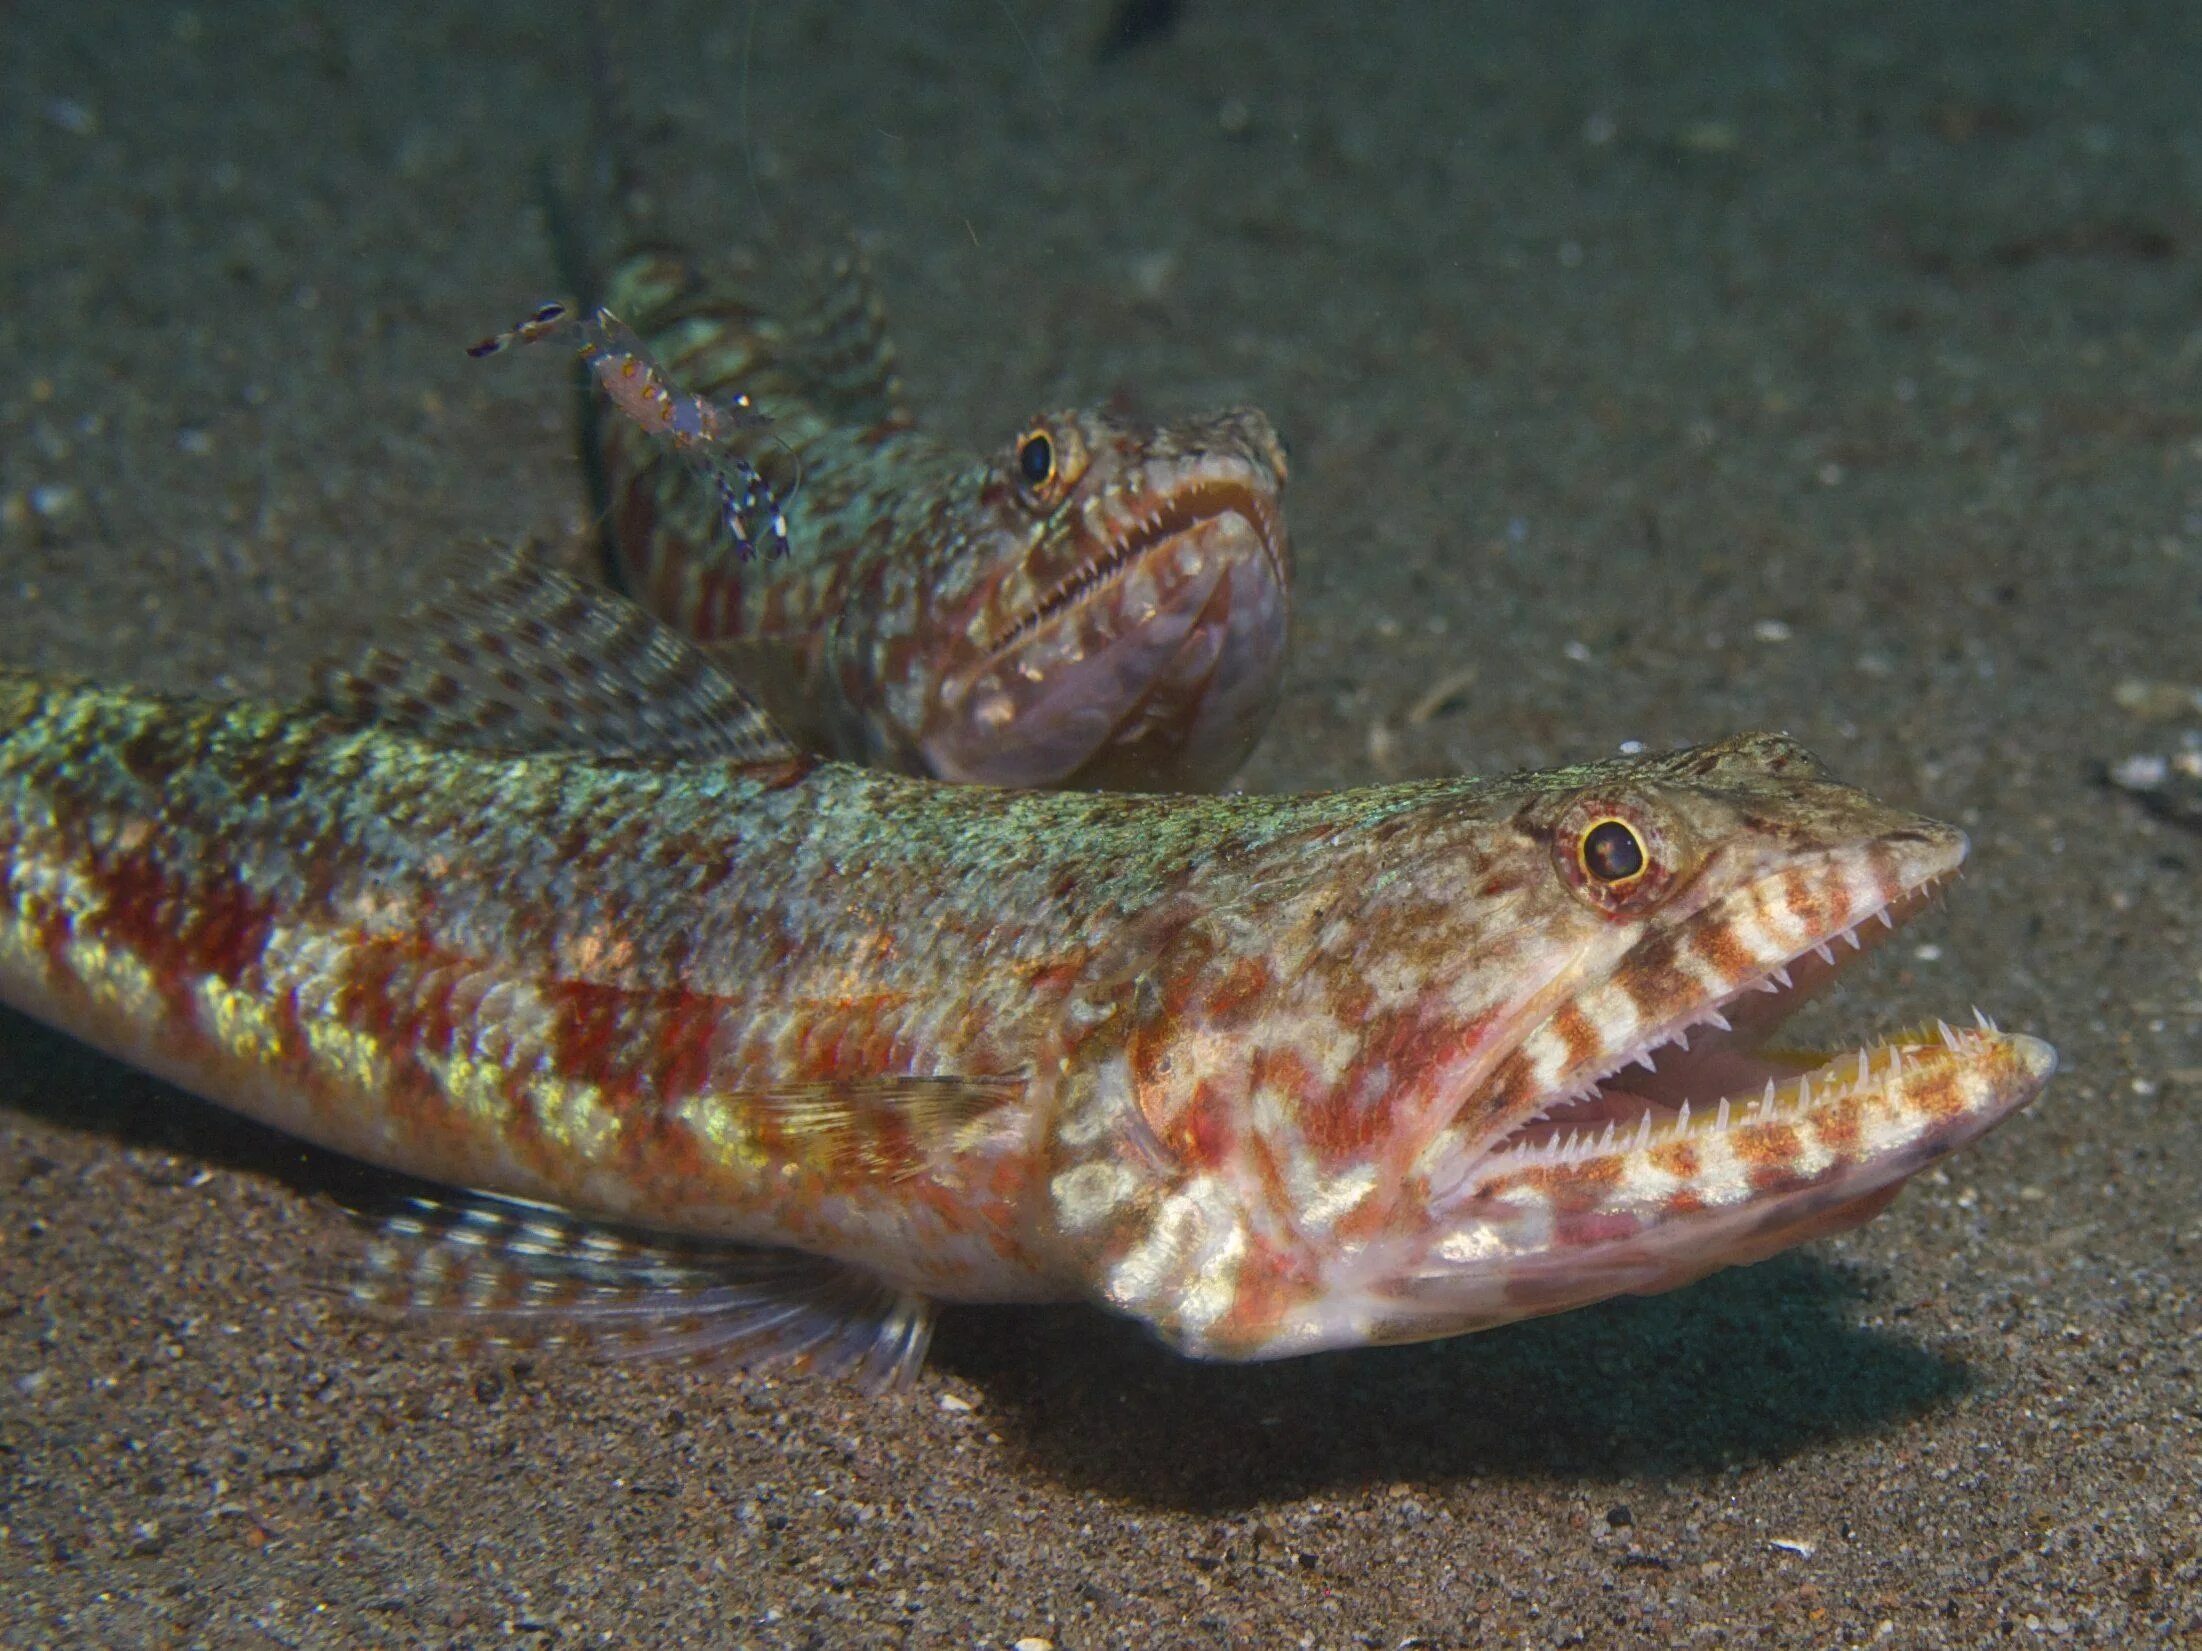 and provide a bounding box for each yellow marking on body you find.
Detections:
[672,1088,773,1178]
[420,1049,519,1129]
[64,934,165,1025]
[197,974,284,1066]
[300,1018,392,1101]
[528,1073,622,1158]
